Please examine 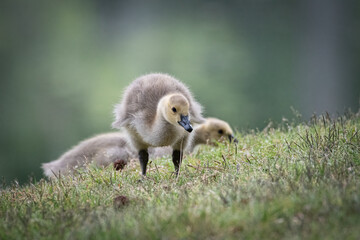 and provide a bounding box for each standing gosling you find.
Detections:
[112,73,204,175]
[42,132,134,178]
